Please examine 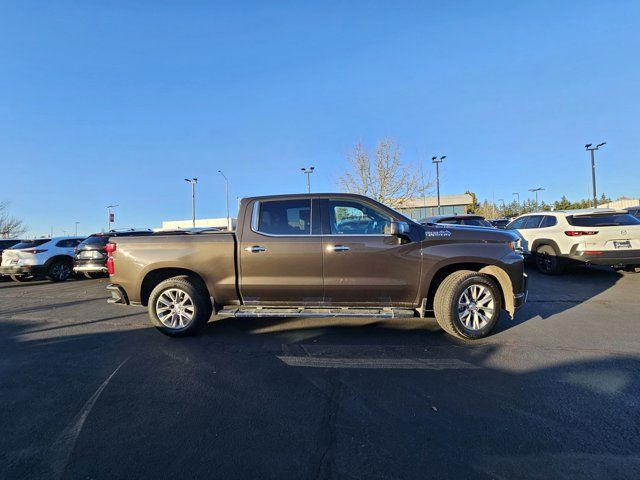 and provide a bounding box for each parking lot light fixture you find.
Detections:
[512,192,520,203]
[528,188,544,207]
[432,156,445,215]
[585,142,606,208]
[184,178,198,228]
[301,166,315,193]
